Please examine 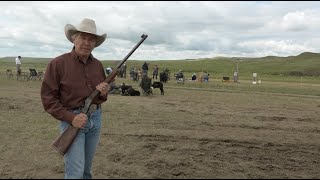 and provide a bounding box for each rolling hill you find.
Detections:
[1,52,319,78]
